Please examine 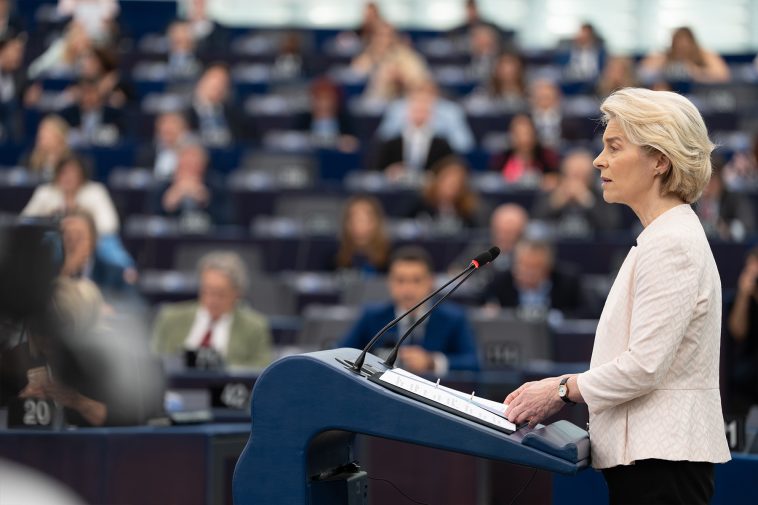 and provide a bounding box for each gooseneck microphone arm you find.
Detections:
[383,267,479,368]
[349,247,500,373]
[349,263,476,373]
